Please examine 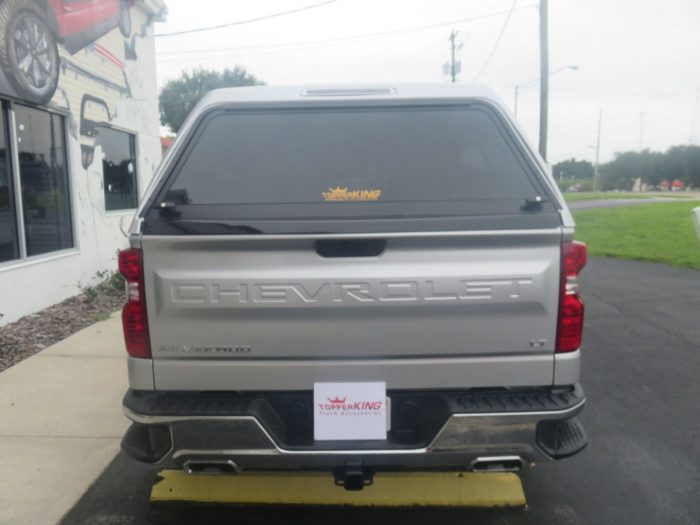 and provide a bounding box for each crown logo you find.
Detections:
[322,187,349,201]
